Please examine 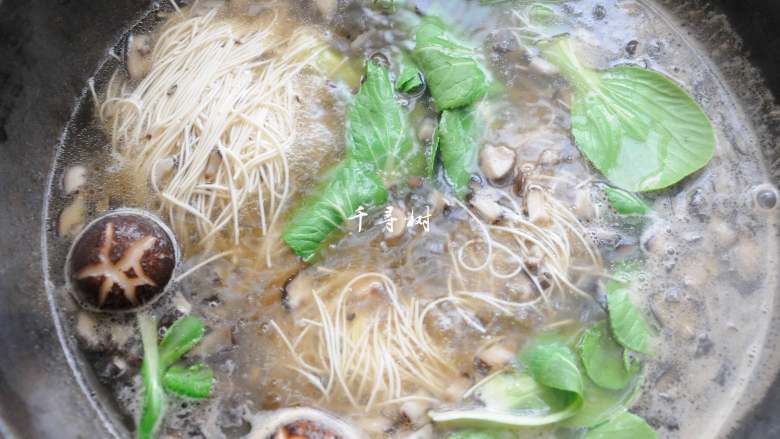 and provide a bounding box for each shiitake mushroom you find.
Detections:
[66,209,178,312]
